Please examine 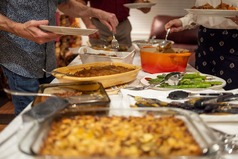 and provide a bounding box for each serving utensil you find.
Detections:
[167,90,233,100]
[111,34,119,49]
[42,69,75,77]
[4,88,55,97]
[124,72,182,90]
[157,28,171,51]
[4,88,104,105]
[0,97,69,148]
